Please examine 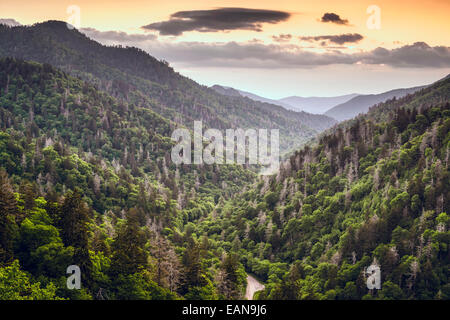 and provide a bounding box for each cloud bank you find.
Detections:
[80,28,157,42]
[80,28,450,69]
